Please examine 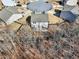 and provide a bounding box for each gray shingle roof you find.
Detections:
[60,11,77,22]
[63,4,75,11]
[71,5,79,15]
[0,8,12,22]
[0,7,20,23]
[5,7,20,14]
[27,2,52,12]
[31,14,48,22]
